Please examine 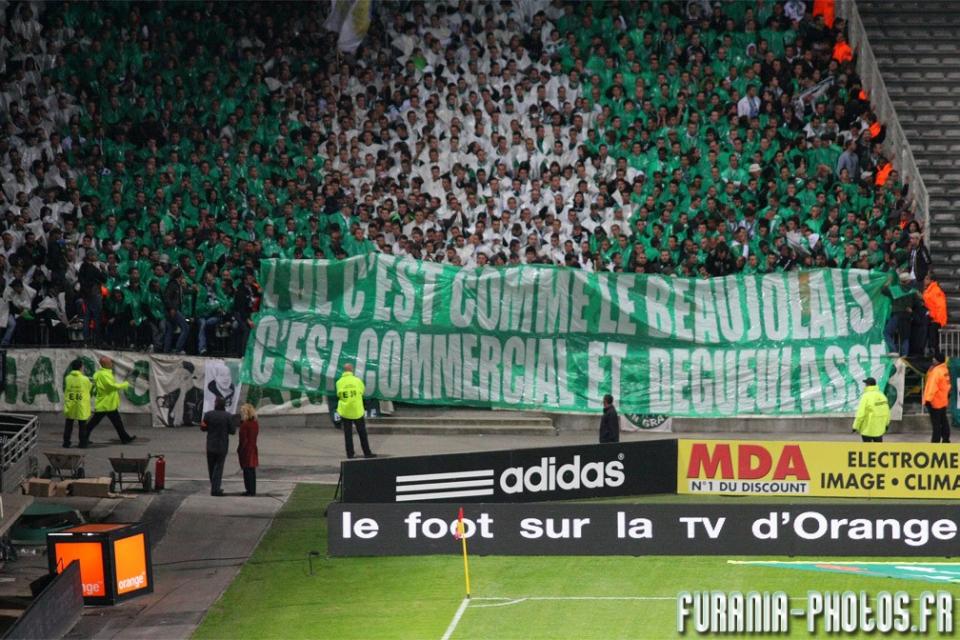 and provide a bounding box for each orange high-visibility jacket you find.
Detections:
[924,281,947,326]
[875,162,893,186]
[923,362,951,410]
[833,41,853,63]
[814,0,836,27]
